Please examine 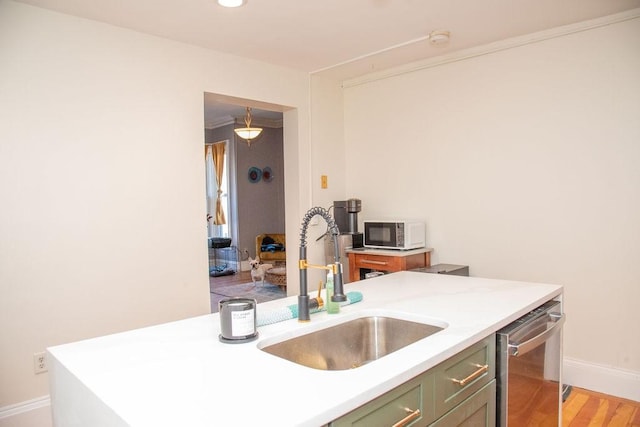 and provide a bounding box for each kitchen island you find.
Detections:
[48,271,562,426]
